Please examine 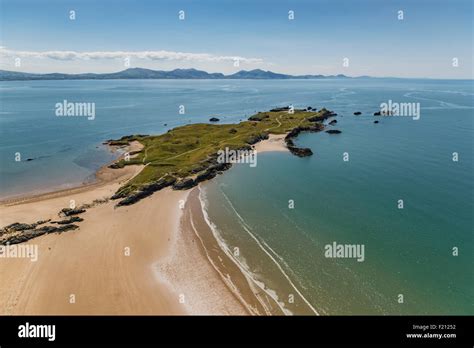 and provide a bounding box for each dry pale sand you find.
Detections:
[254,134,288,153]
[0,136,287,315]
[0,160,191,314]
